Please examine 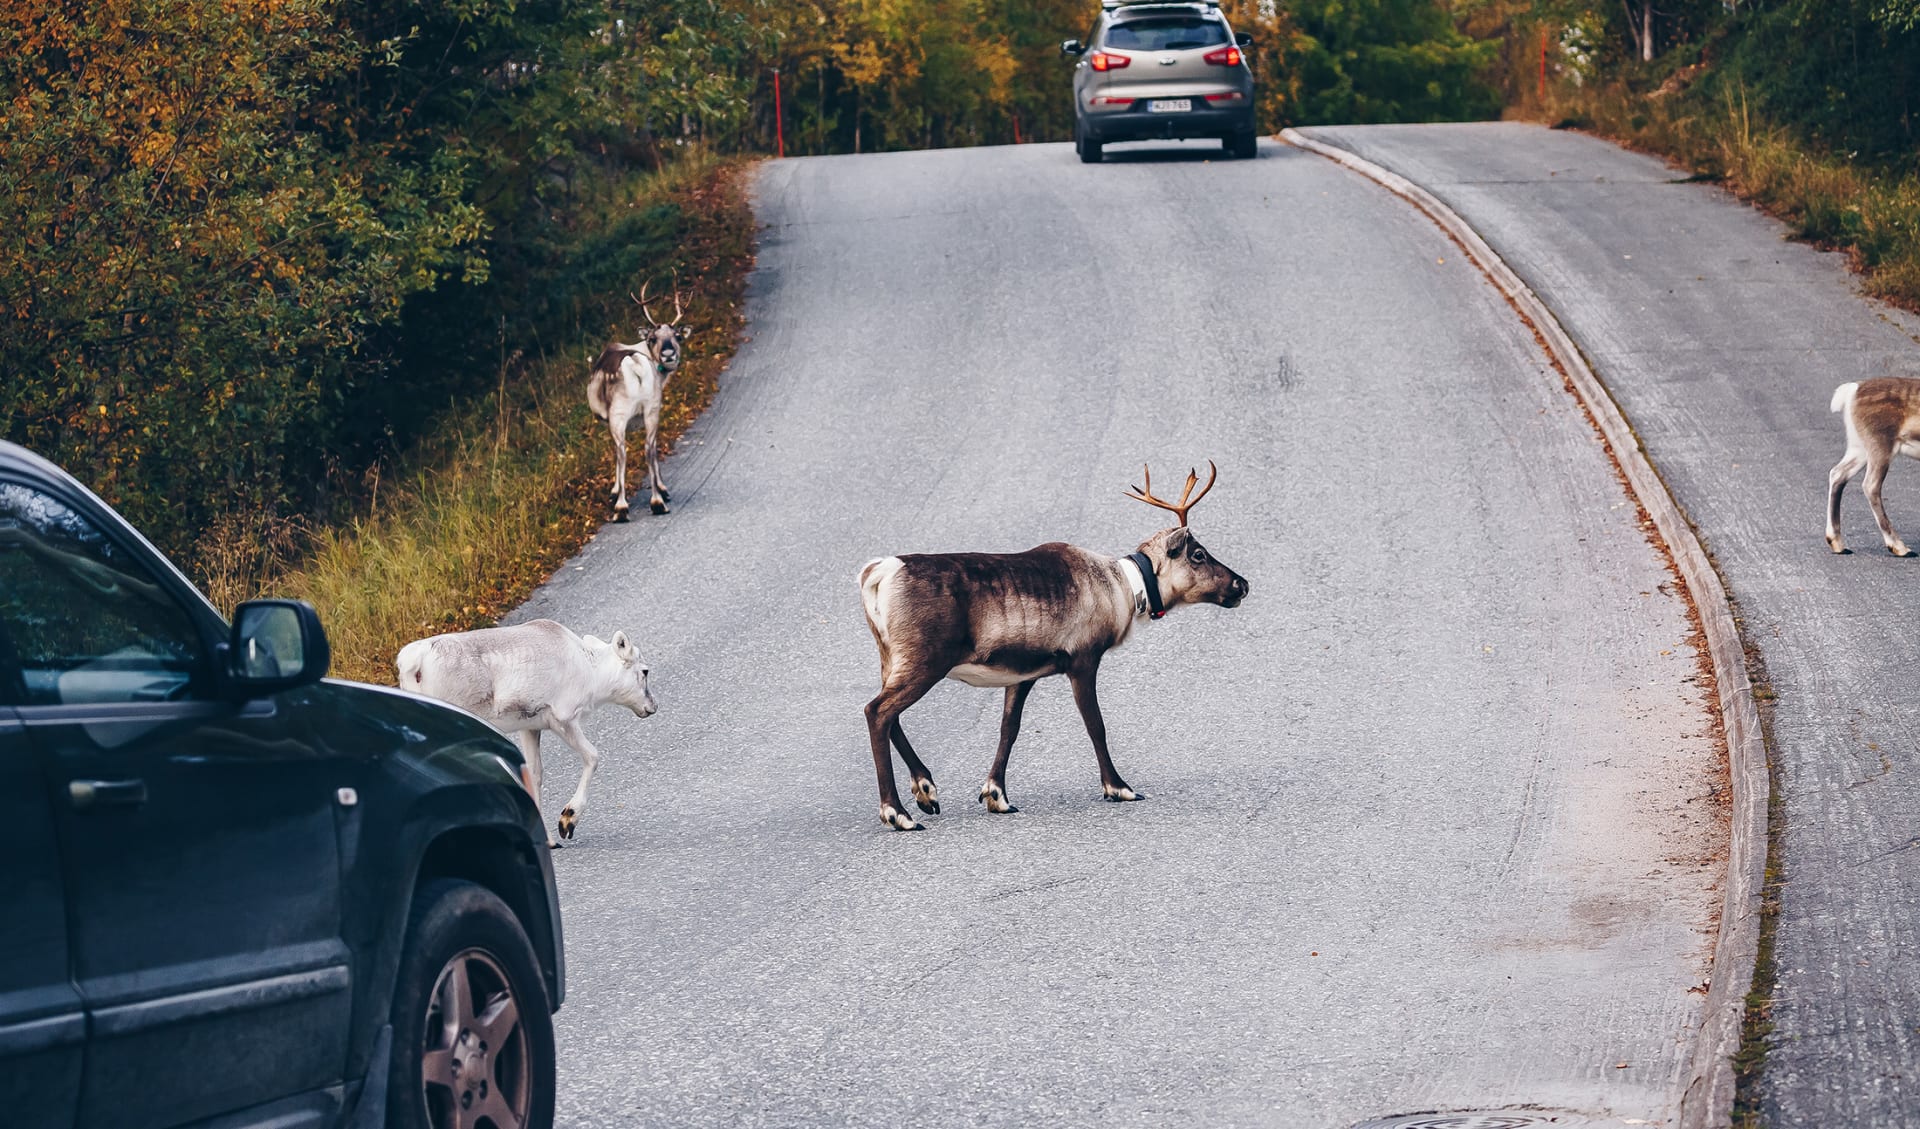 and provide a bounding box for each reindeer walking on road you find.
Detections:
[1826,378,1920,555]
[589,280,688,519]
[398,620,657,847]
[856,462,1249,831]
